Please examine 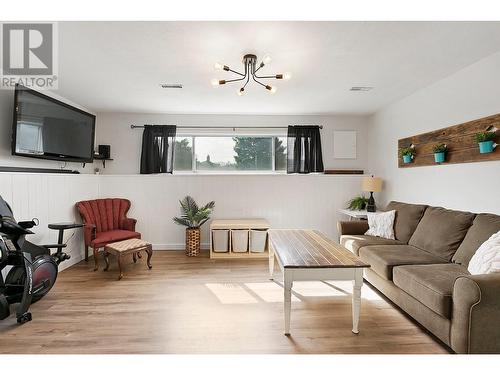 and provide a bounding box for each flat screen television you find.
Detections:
[12,84,96,163]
